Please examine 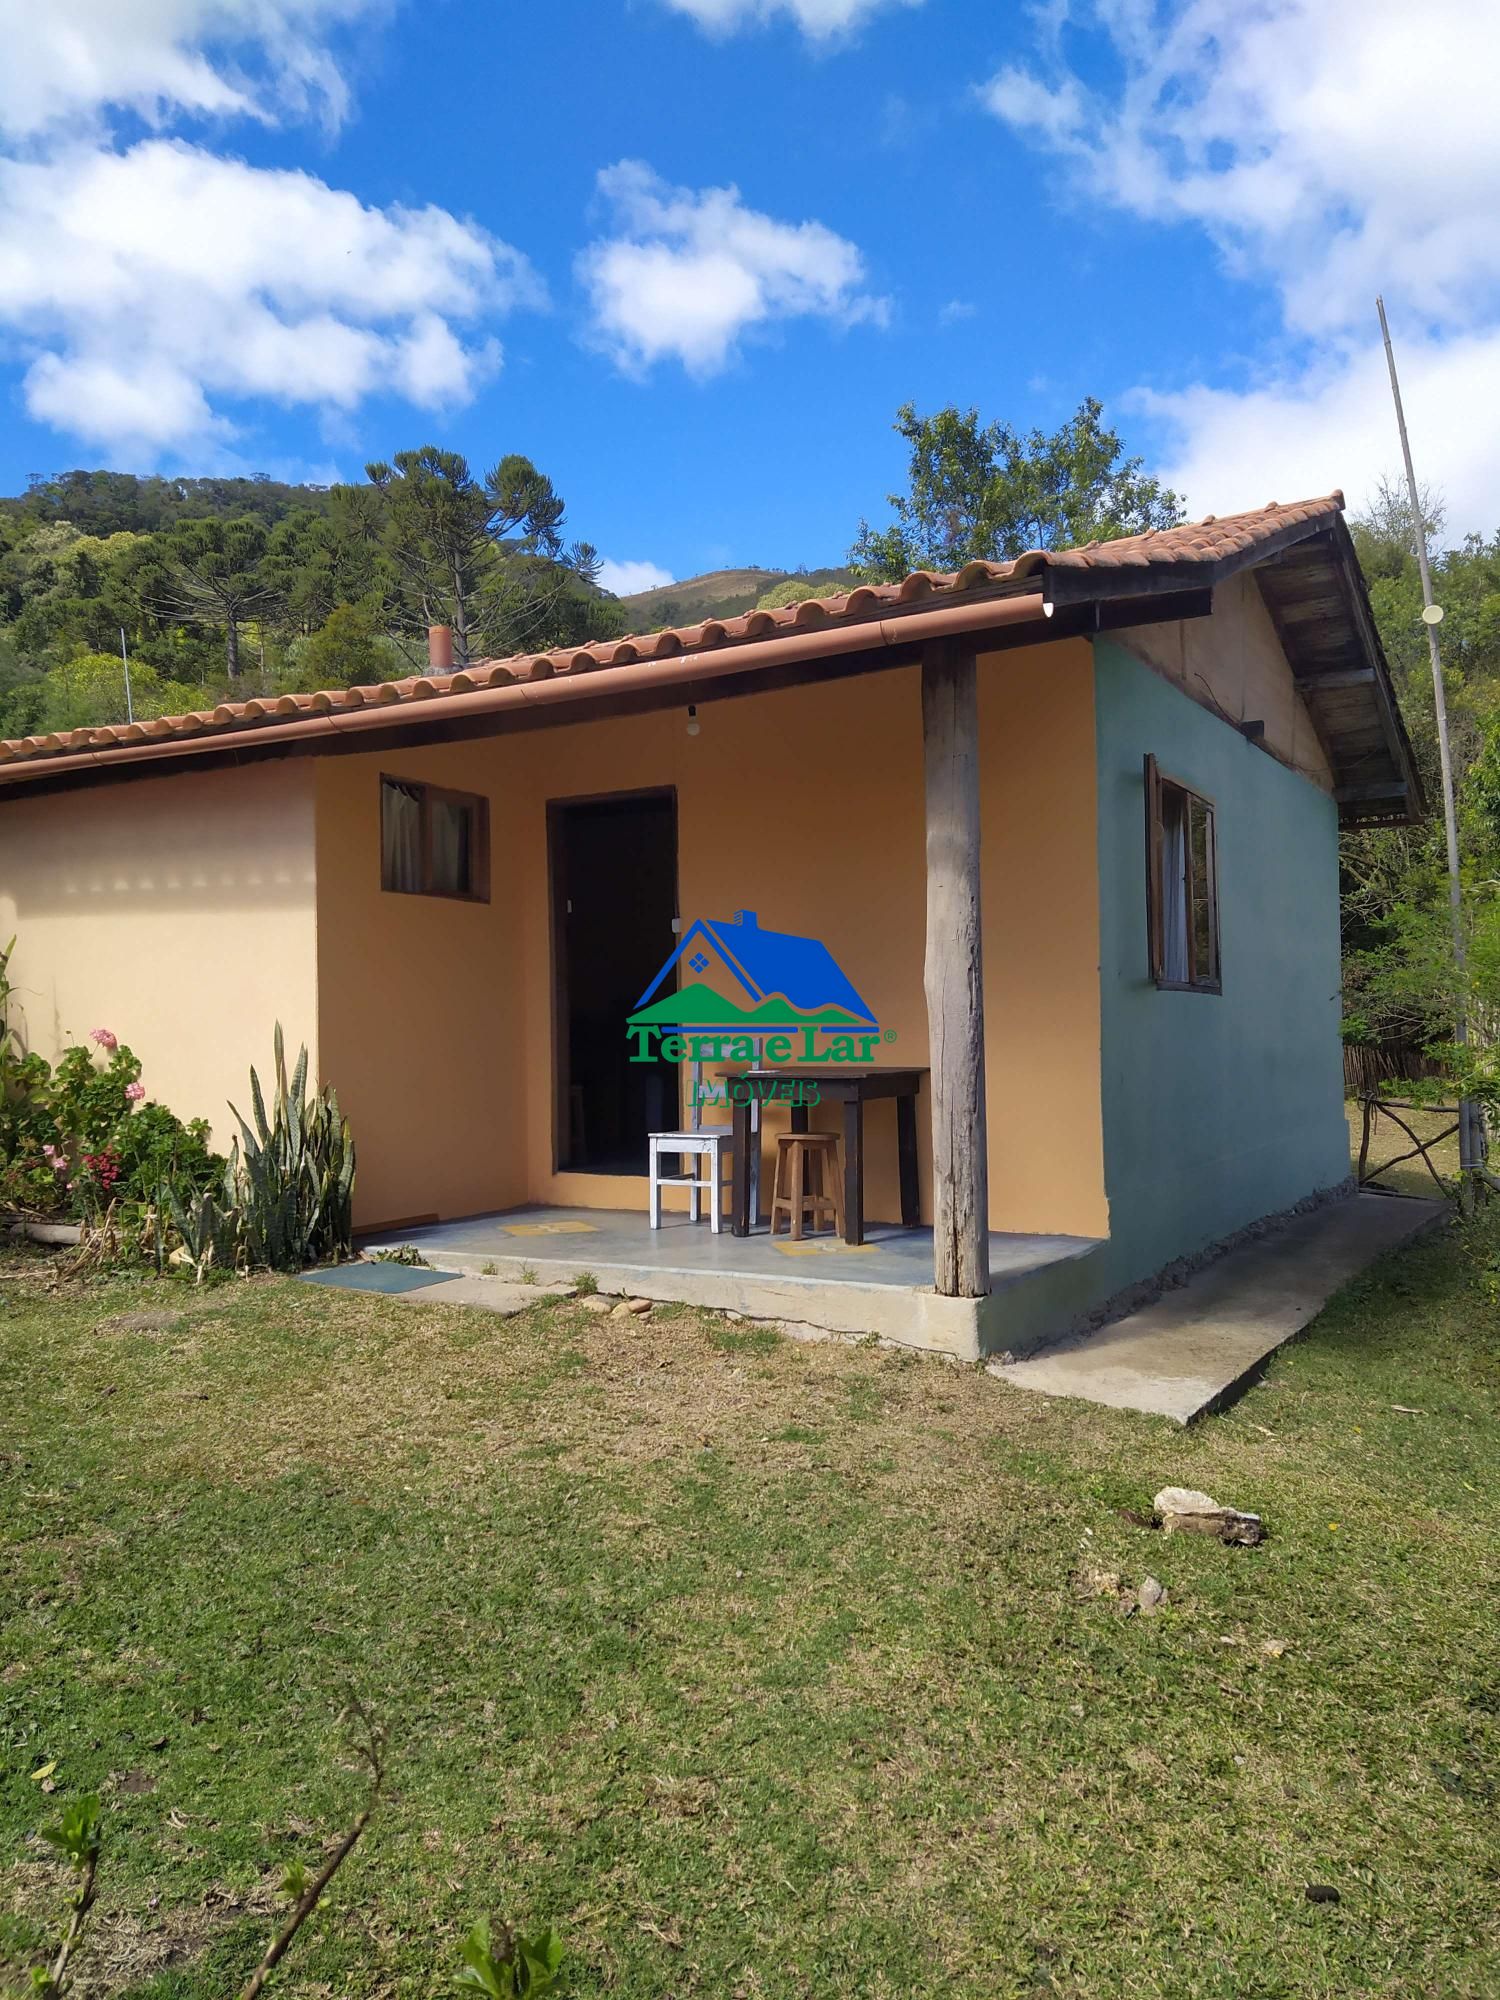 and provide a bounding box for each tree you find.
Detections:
[1350,475,1446,580]
[36,652,201,732]
[139,517,279,678]
[357,447,611,665]
[0,626,45,738]
[292,604,396,691]
[850,396,1183,580]
[0,448,623,730]
[1341,505,1500,1091]
[8,529,151,664]
[264,500,381,636]
[1,469,333,538]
